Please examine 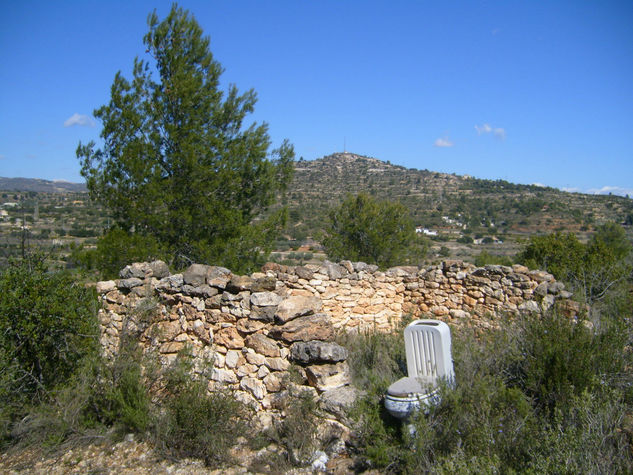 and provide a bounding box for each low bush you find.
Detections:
[346,308,633,473]
[0,255,99,445]
[261,390,320,467]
